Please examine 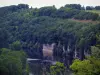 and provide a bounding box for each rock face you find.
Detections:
[26,37,91,67]
[43,43,55,60]
[42,41,90,68]
[24,38,91,68]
